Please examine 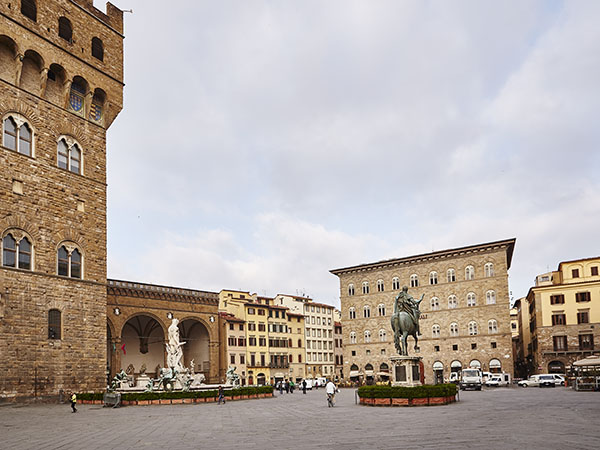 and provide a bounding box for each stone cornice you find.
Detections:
[107,279,219,305]
[330,238,516,276]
